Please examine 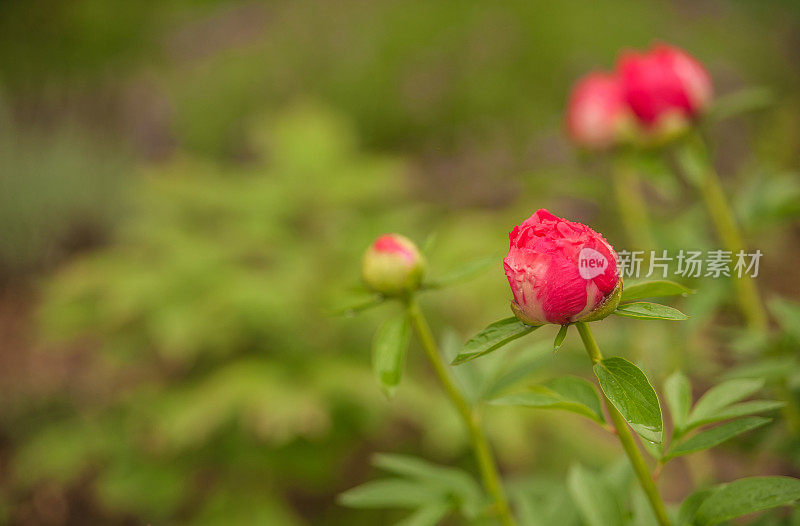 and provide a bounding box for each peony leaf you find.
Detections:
[686,378,764,430]
[665,417,771,460]
[553,324,569,354]
[566,464,625,526]
[479,340,553,401]
[338,479,442,509]
[373,454,482,504]
[373,453,483,519]
[692,477,800,526]
[372,314,410,397]
[614,302,689,321]
[621,280,694,302]
[677,489,714,526]
[664,371,692,432]
[769,297,800,342]
[513,482,579,526]
[685,399,784,432]
[593,357,663,443]
[490,376,605,424]
[723,356,798,382]
[395,502,452,526]
[424,256,497,289]
[329,289,385,316]
[452,317,540,365]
